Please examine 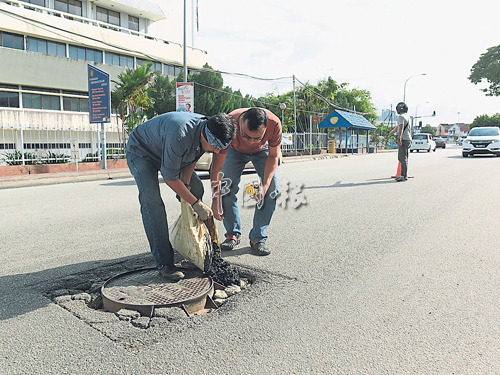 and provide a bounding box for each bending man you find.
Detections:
[218,107,282,256]
[125,112,236,280]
